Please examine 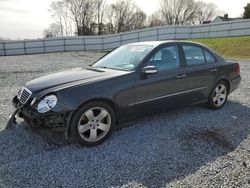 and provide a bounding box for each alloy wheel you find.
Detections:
[77,107,111,142]
[212,84,227,107]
